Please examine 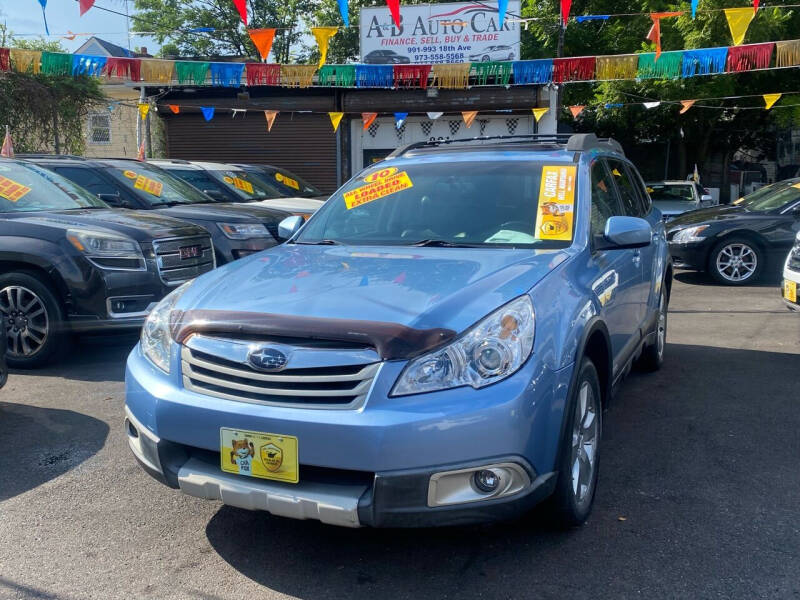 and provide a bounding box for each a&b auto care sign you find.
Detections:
[360,1,521,65]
